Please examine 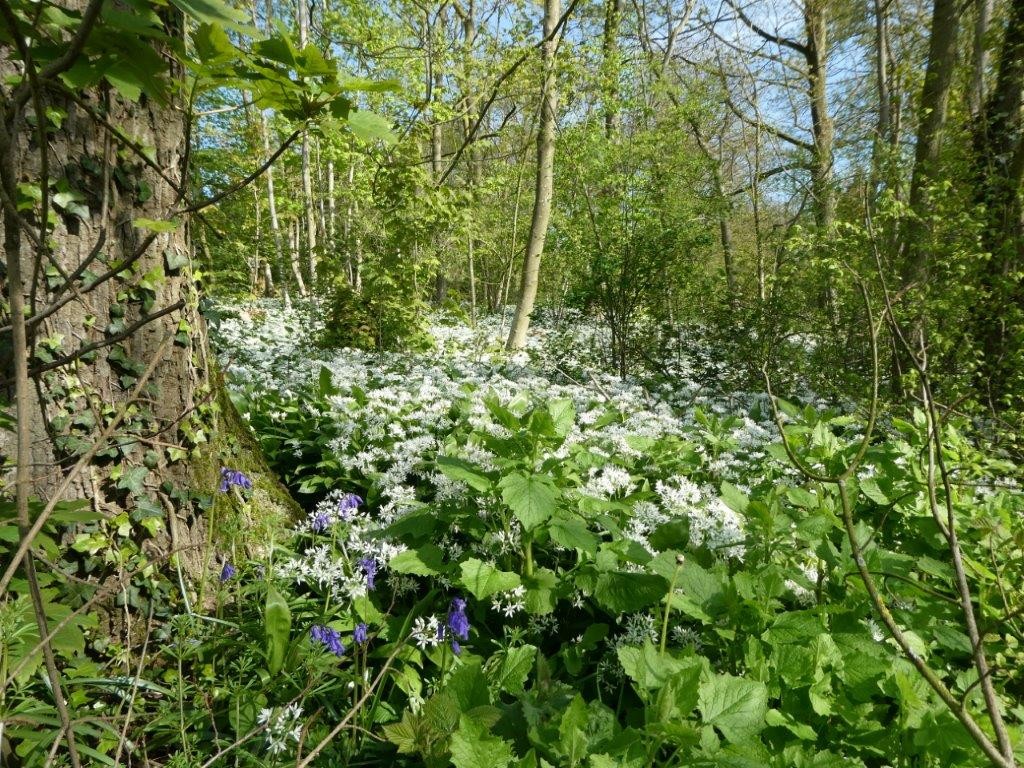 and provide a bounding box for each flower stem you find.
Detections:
[660,556,684,656]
